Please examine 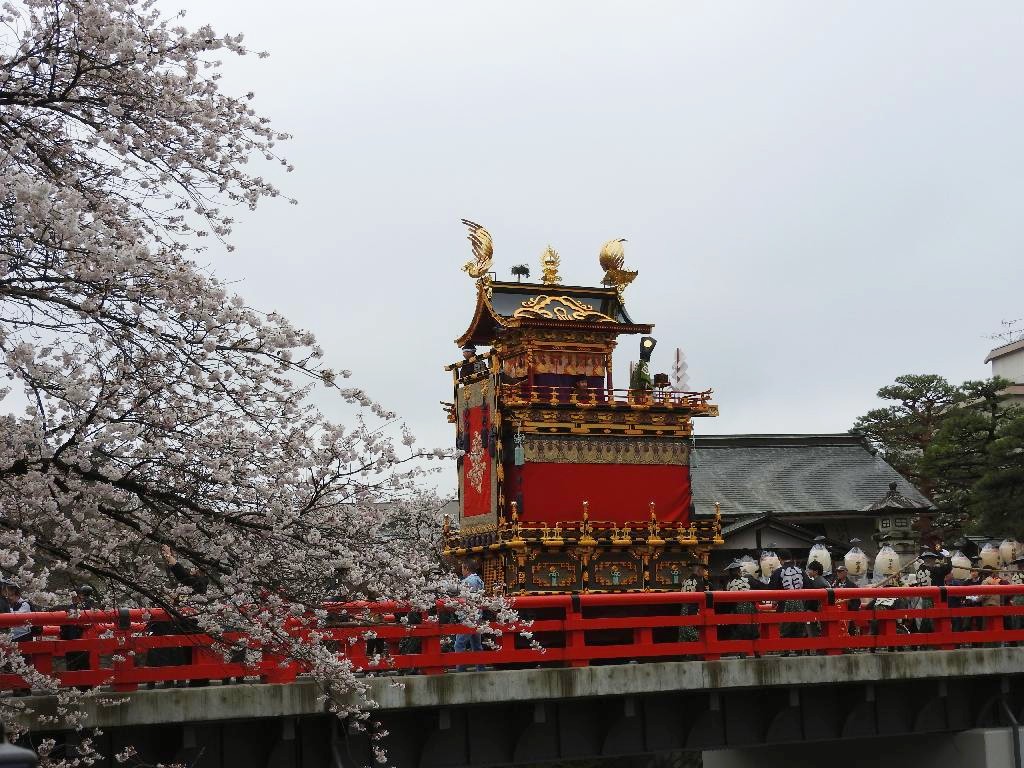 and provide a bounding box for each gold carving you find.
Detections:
[594,560,640,587]
[541,522,564,547]
[611,525,634,546]
[646,503,666,547]
[599,238,638,294]
[532,564,576,588]
[461,219,494,279]
[512,295,616,323]
[520,436,690,465]
[540,245,561,284]
[508,502,526,549]
[579,502,597,547]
